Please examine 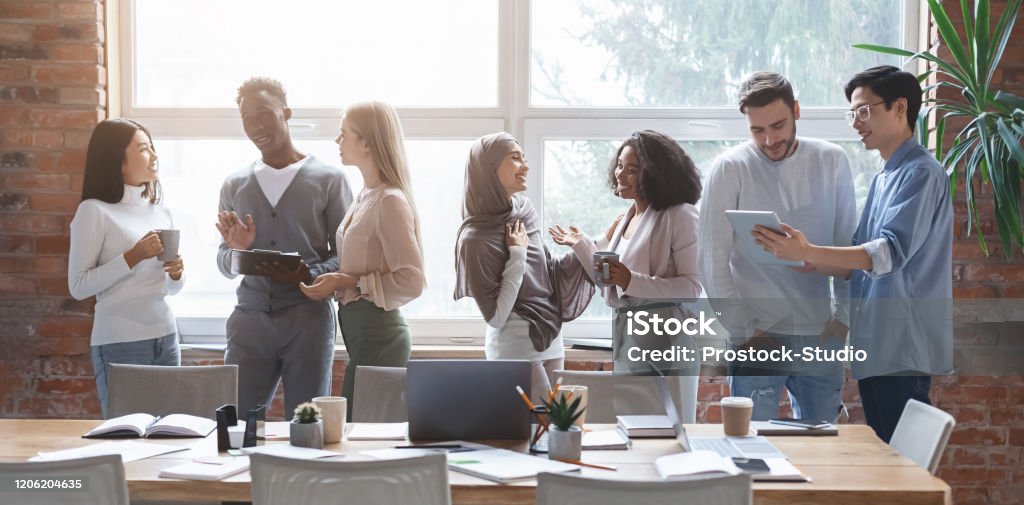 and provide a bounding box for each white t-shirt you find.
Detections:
[254,155,308,207]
